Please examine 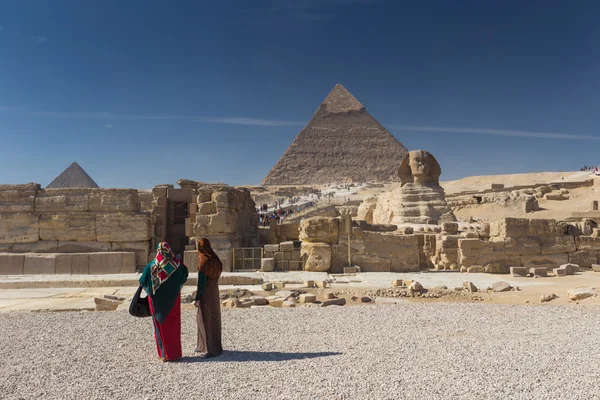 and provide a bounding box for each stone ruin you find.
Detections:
[0,180,259,275]
[358,150,456,228]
